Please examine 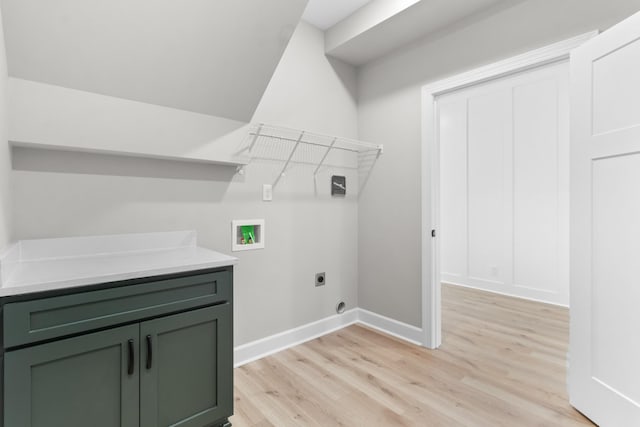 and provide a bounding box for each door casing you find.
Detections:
[420,31,597,349]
